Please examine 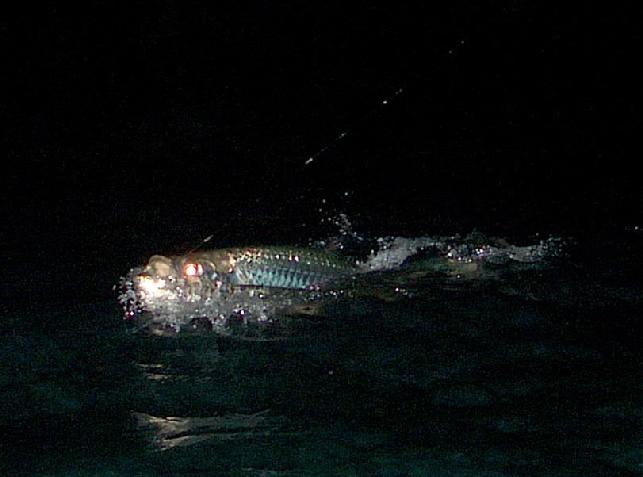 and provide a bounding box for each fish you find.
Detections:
[117,236,565,334]
[143,246,356,290]
[118,246,359,333]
